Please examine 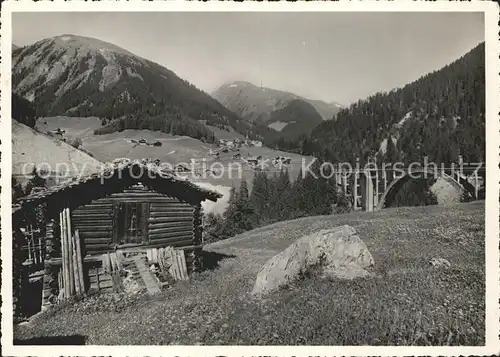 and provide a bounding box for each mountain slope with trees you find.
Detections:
[298,42,485,166]
[266,99,324,139]
[12,34,258,141]
[212,81,343,123]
